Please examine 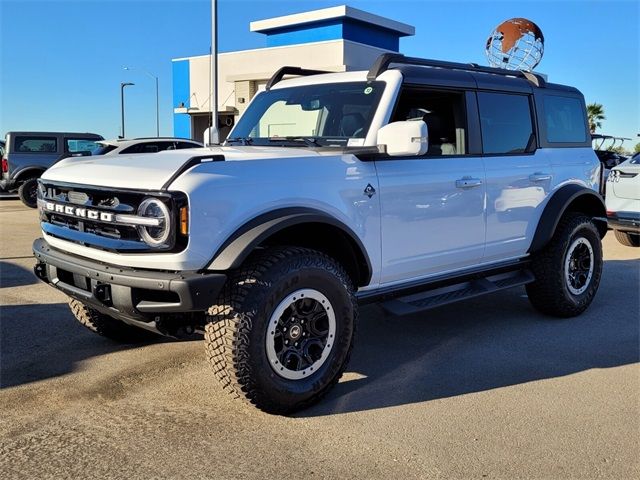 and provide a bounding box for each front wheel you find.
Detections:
[526,213,603,317]
[204,247,357,414]
[18,178,39,208]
